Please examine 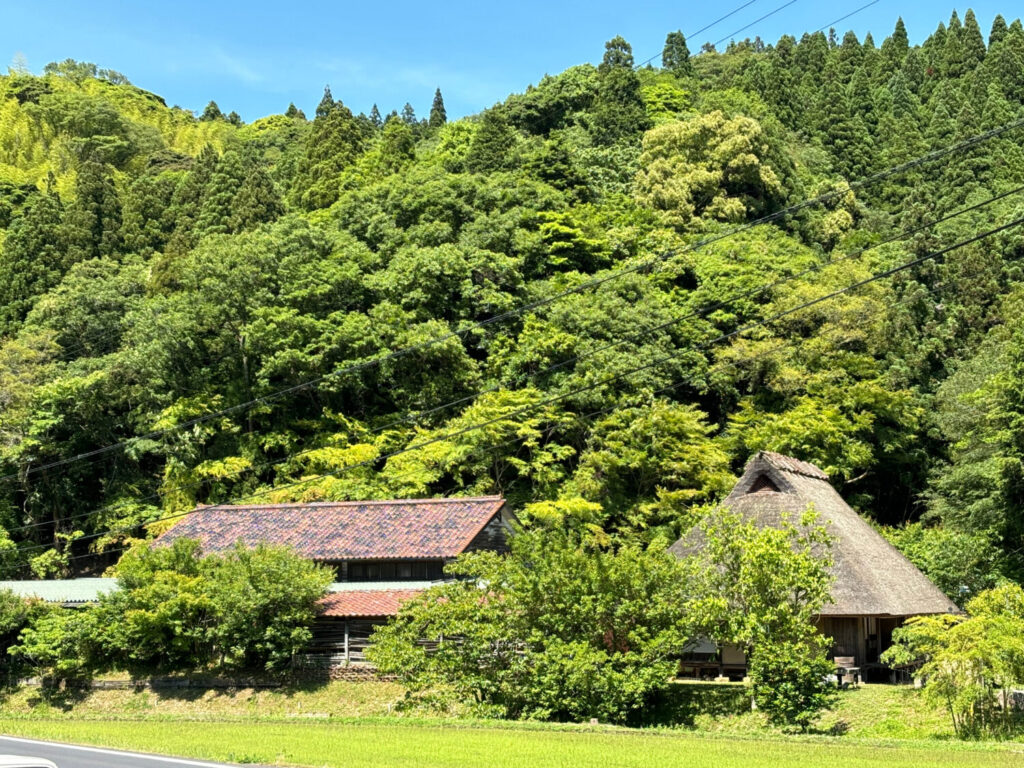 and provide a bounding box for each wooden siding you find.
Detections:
[306,618,384,664]
[465,511,512,554]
